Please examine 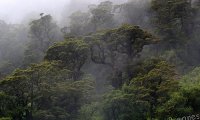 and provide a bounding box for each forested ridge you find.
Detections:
[0,0,200,120]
